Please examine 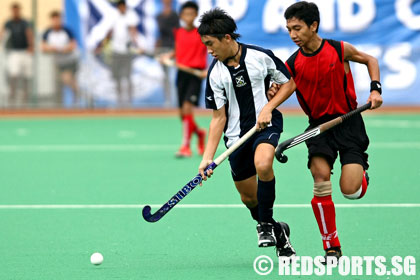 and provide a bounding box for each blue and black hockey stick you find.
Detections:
[275,102,372,163]
[142,126,257,223]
